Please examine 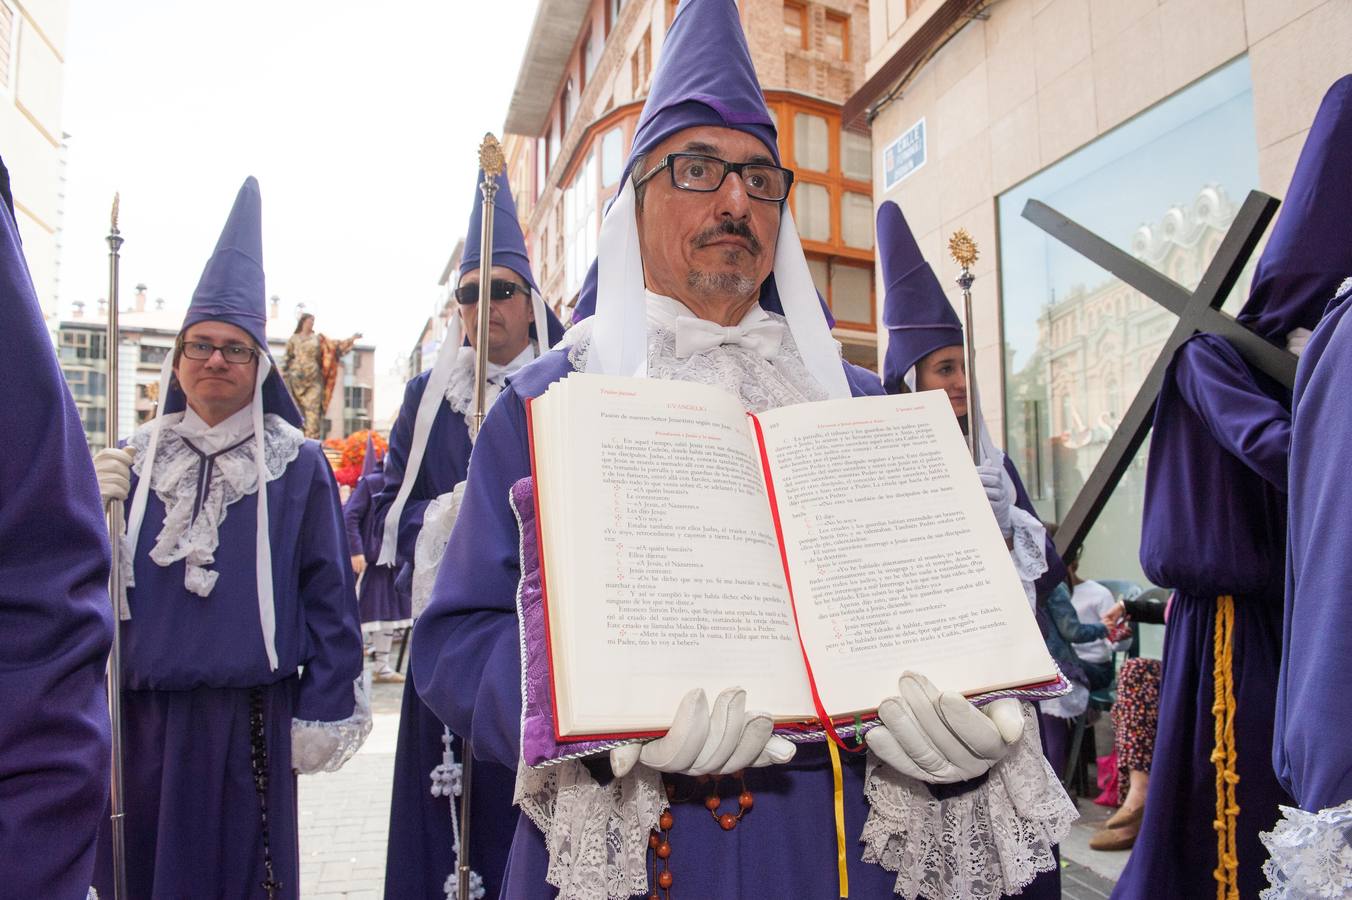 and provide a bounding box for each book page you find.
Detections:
[534,374,813,737]
[754,390,1054,716]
